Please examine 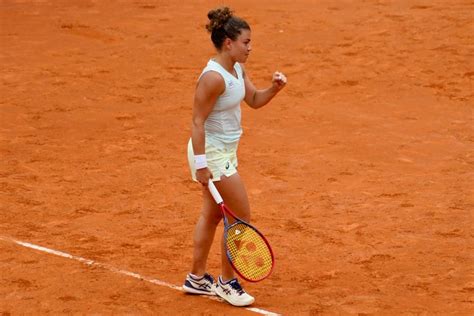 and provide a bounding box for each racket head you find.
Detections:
[224,219,275,282]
